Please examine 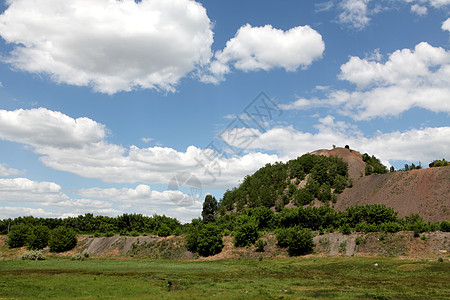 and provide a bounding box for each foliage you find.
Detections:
[362,153,388,175]
[234,216,259,247]
[202,194,218,224]
[7,224,30,248]
[276,227,313,256]
[430,159,448,167]
[48,227,77,252]
[441,221,450,232]
[27,225,50,250]
[219,153,349,212]
[20,250,45,260]
[186,223,223,257]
